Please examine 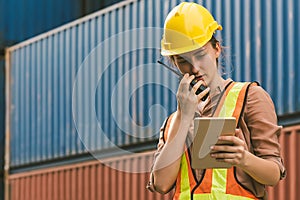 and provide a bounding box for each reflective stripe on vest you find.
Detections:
[174,82,258,200]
